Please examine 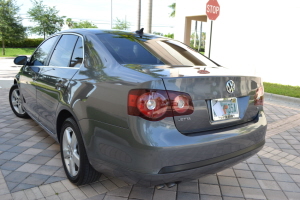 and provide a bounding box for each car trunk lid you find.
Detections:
[162,70,262,134]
